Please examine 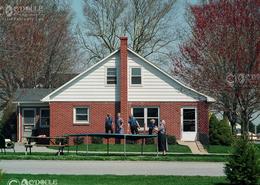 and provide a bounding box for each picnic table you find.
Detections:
[23,136,68,155]
[67,133,158,156]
